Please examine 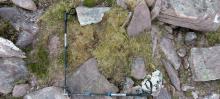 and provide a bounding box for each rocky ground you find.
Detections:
[0,0,220,99]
